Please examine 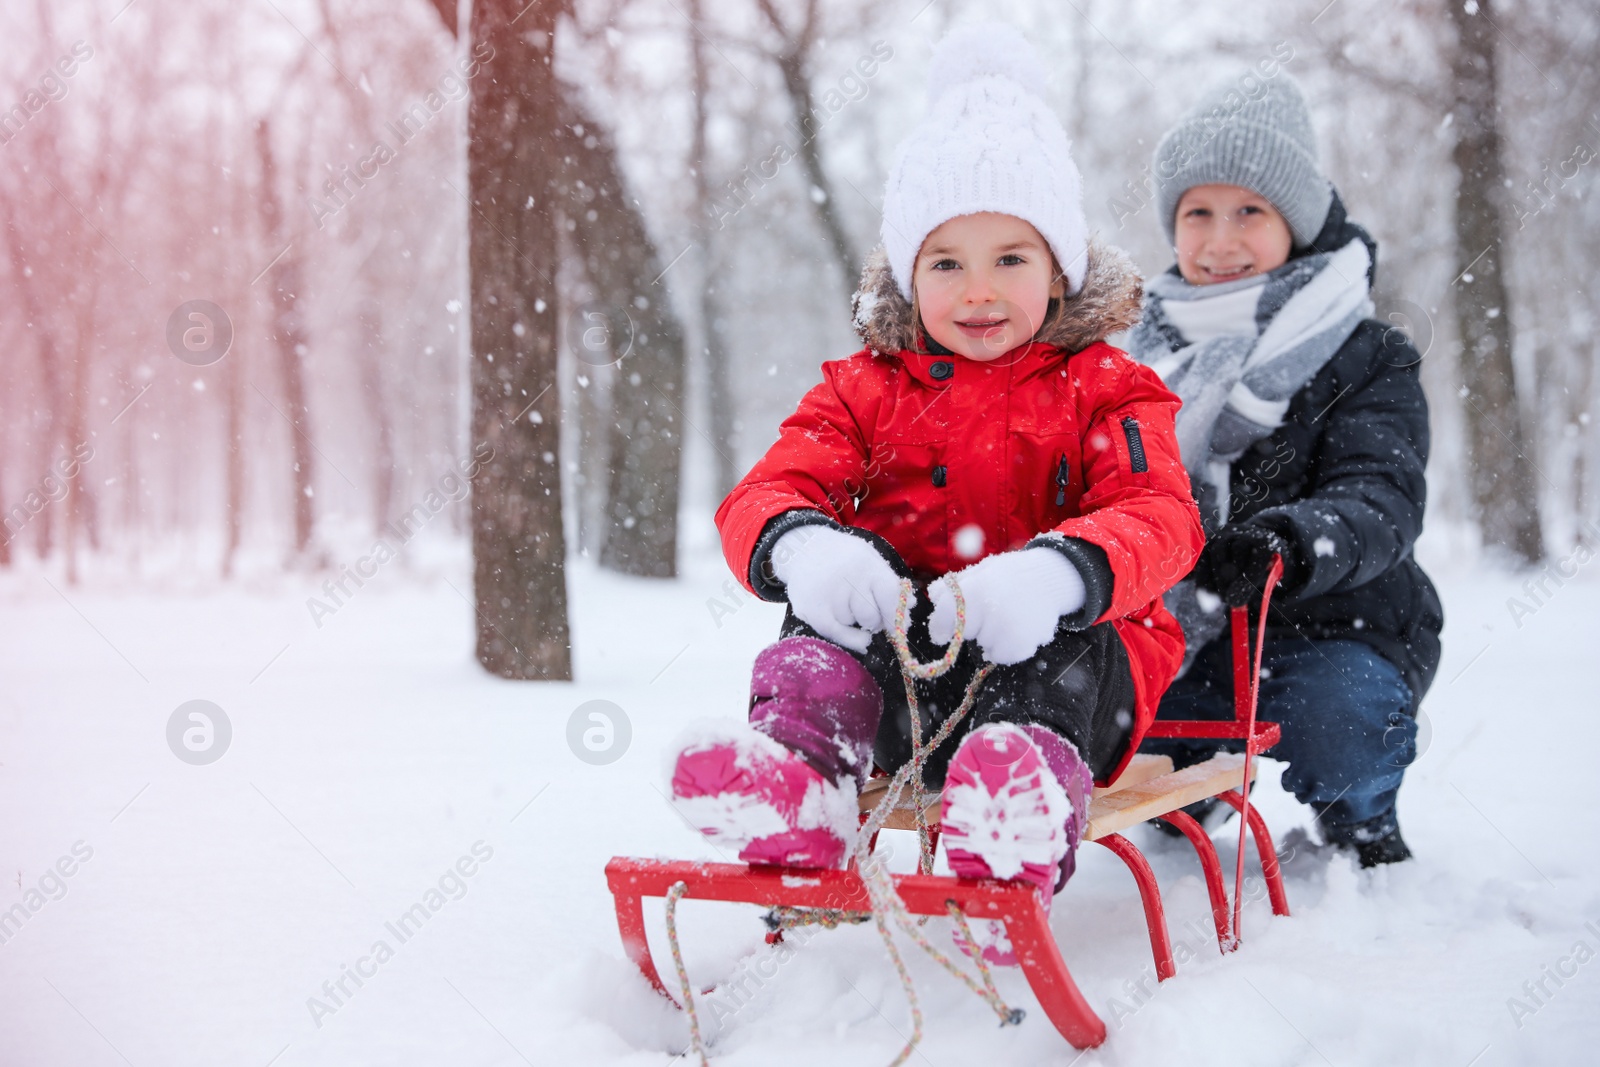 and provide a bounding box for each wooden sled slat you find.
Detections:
[1092,753,1174,797]
[856,752,1178,833]
[1084,754,1255,842]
